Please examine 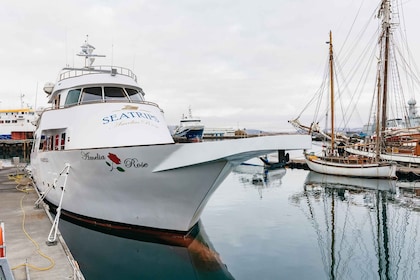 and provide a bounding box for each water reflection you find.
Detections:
[58,218,234,280]
[233,165,286,198]
[290,171,420,280]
